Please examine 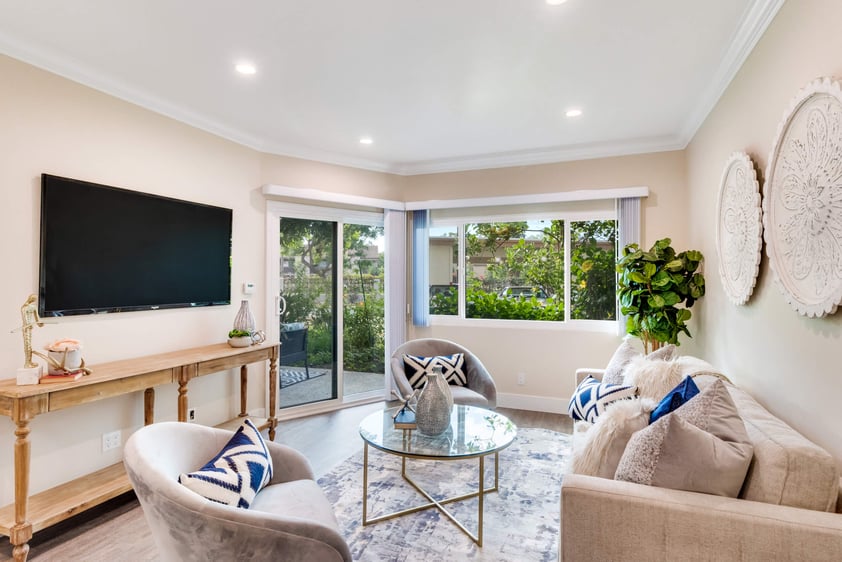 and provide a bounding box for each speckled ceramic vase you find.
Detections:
[415,365,453,436]
[233,300,256,333]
